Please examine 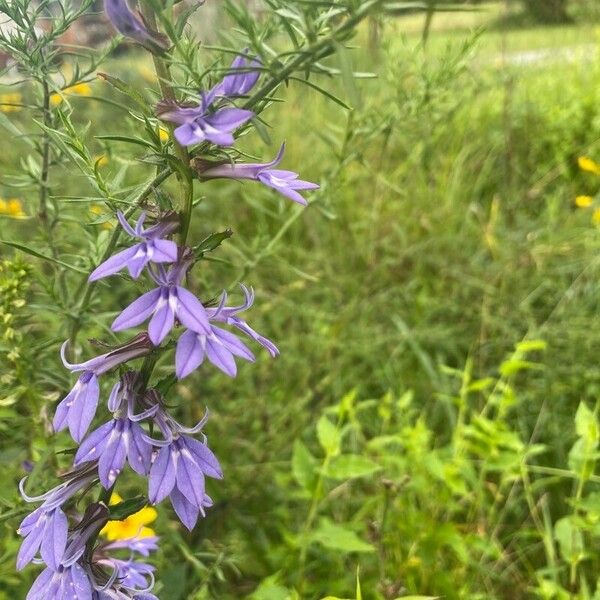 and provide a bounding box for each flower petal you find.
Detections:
[75,420,114,465]
[128,421,153,476]
[16,514,46,570]
[150,239,178,263]
[175,286,210,334]
[26,567,54,600]
[175,444,205,508]
[147,291,175,345]
[183,436,223,479]
[149,445,176,504]
[98,420,128,488]
[67,374,100,443]
[169,487,199,531]
[40,508,68,571]
[112,288,161,332]
[89,245,139,282]
[175,330,205,379]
